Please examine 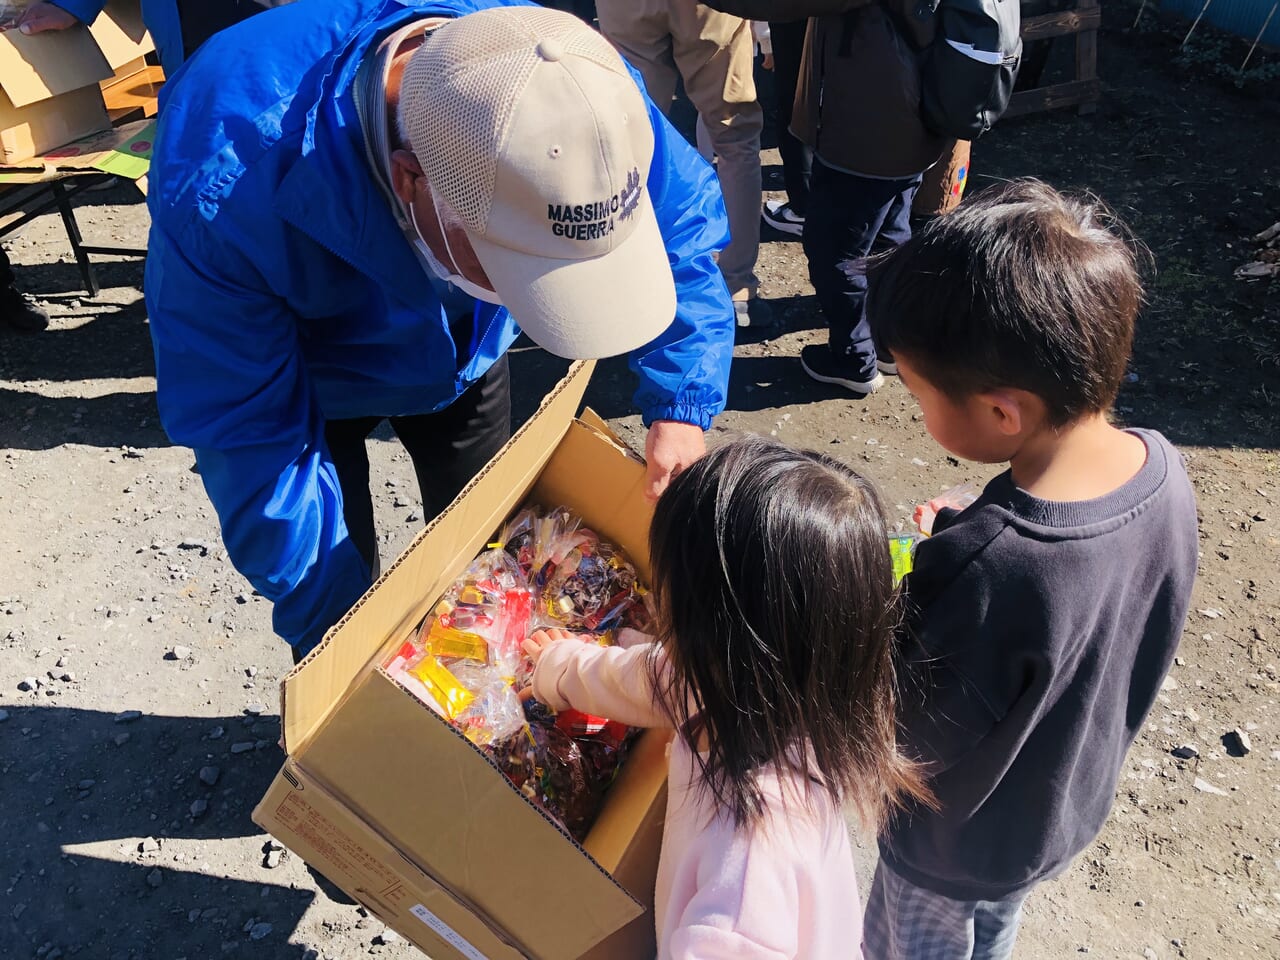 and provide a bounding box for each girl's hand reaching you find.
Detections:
[521,627,581,665]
